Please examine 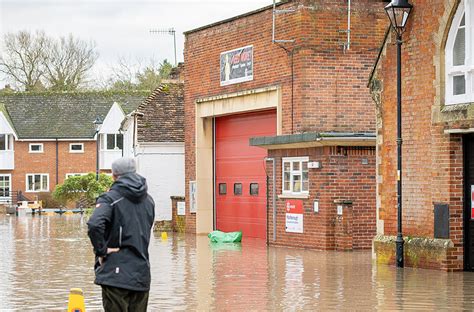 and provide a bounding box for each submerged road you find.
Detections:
[1,214,474,310]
